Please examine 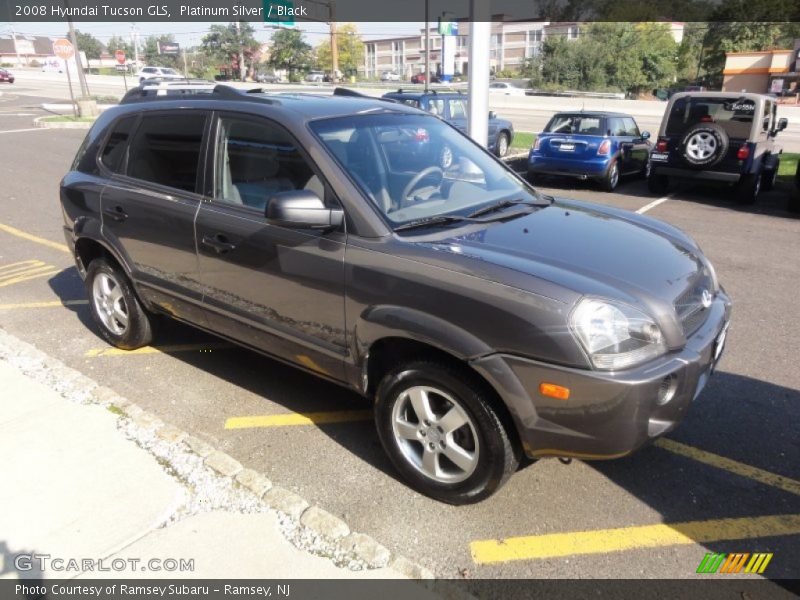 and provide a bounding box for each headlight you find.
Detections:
[570,298,666,370]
